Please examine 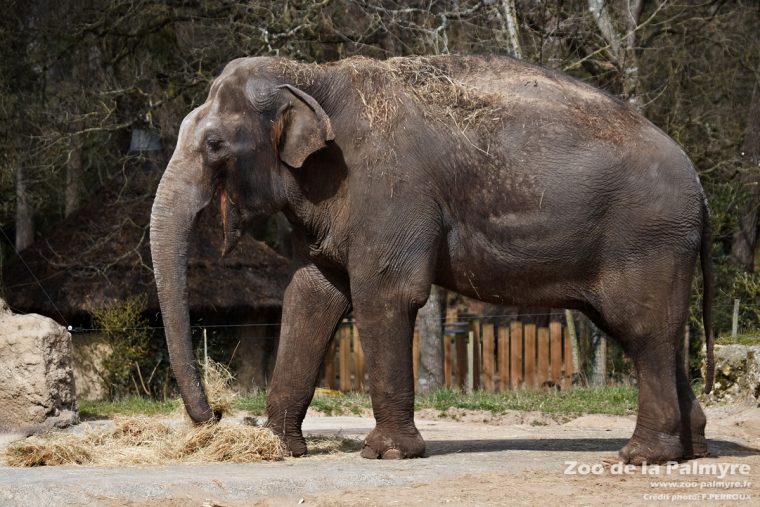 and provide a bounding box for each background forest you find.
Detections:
[1,0,758,338]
